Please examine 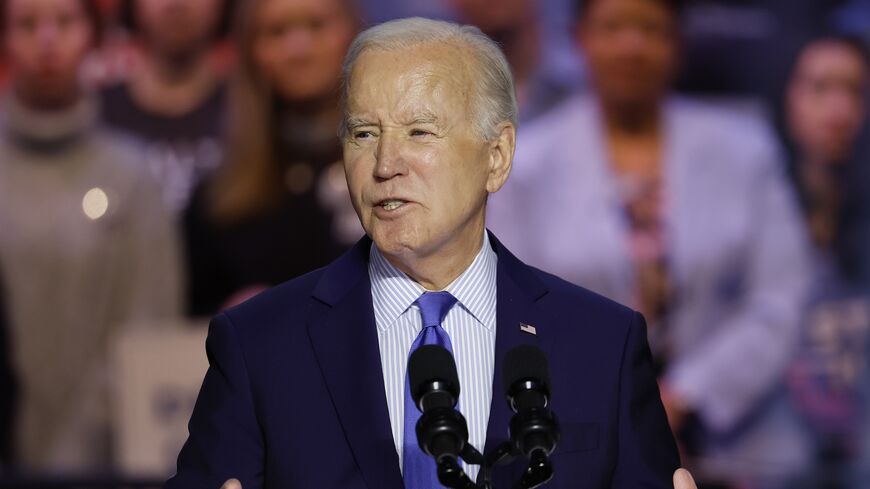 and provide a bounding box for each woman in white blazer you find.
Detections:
[488,0,812,485]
